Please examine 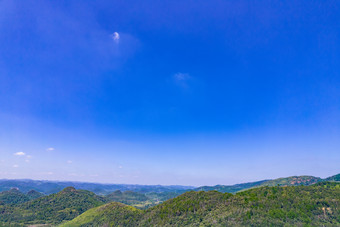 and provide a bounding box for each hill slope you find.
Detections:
[325,173,340,182]
[0,187,105,225]
[195,180,268,193]
[259,175,322,187]
[61,182,340,226]
[61,202,143,227]
[0,188,30,205]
